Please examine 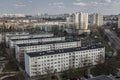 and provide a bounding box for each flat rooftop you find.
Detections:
[11,36,64,41]
[26,44,104,57]
[17,39,80,47]
[7,33,53,37]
